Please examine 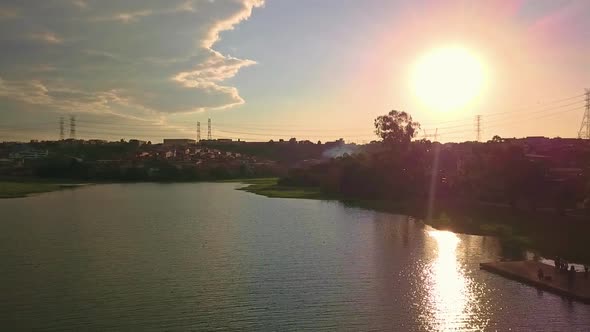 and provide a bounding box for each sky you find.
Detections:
[0,0,589,143]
